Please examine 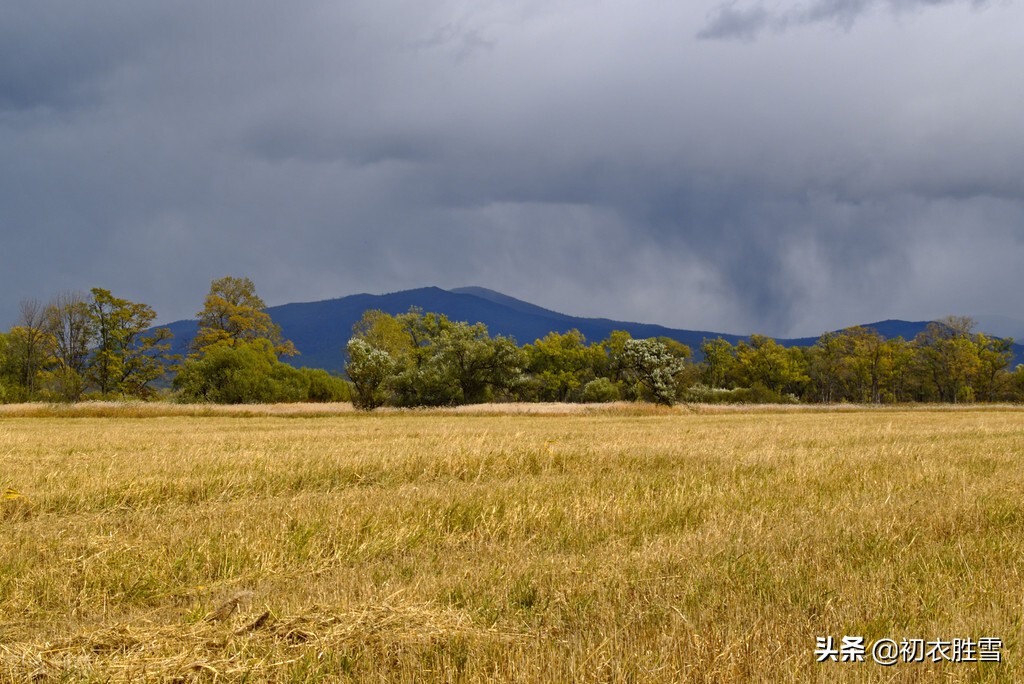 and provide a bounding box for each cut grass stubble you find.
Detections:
[1,405,1023,681]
